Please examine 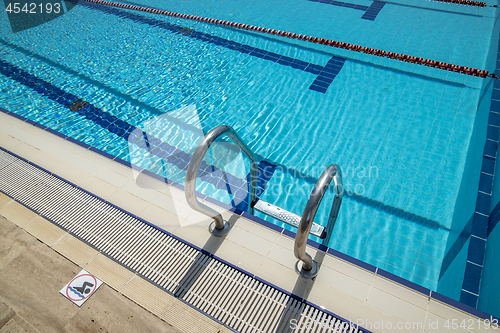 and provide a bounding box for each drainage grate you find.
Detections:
[0,148,363,333]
